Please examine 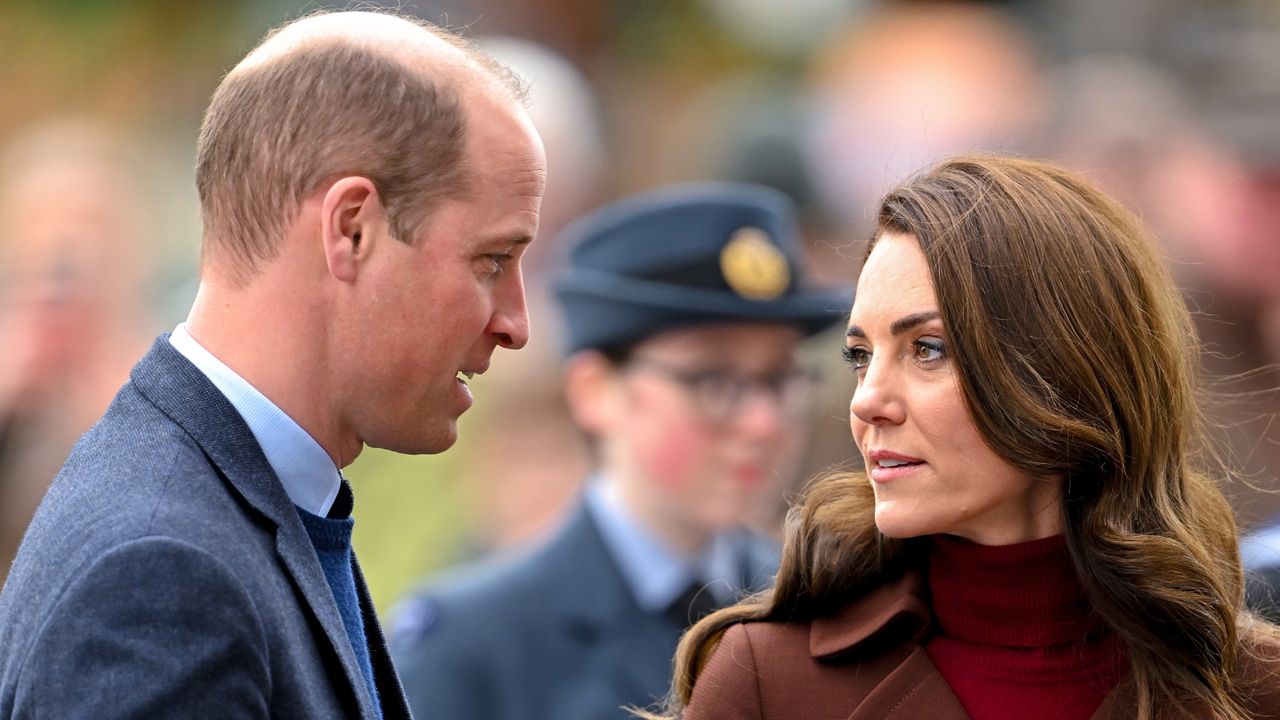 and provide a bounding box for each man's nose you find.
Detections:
[489,274,530,350]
